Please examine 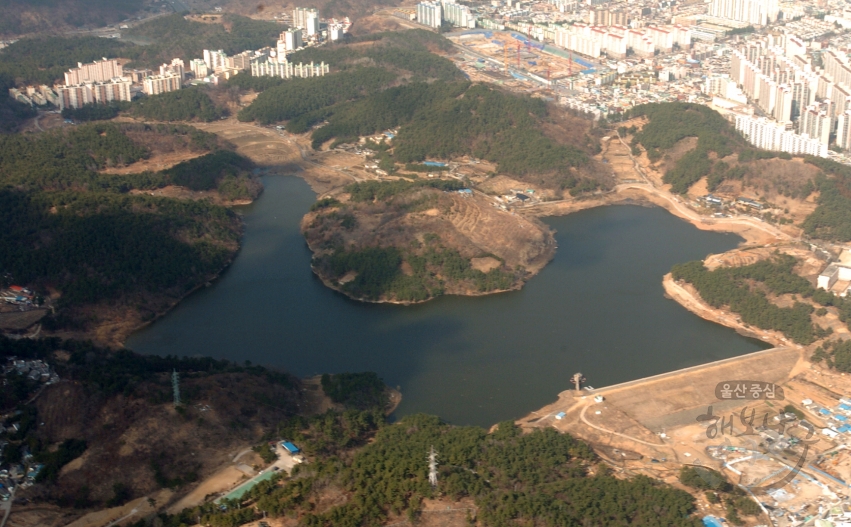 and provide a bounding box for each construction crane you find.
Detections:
[547,61,552,91]
[497,39,508,71]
